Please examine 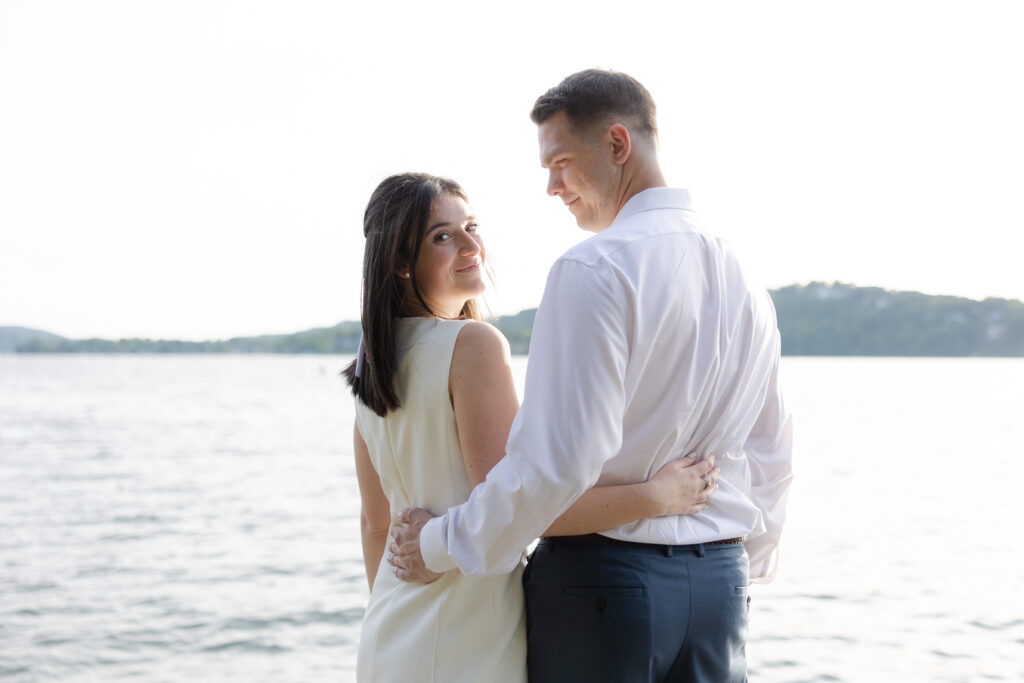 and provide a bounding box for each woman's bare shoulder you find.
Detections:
[452,320,511,366]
